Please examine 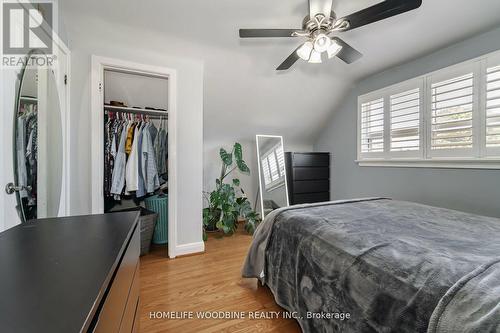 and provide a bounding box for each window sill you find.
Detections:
[356,158,500,170]
[265,181,285,192]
